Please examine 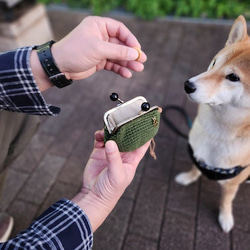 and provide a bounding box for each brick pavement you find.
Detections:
[1,7,250,250]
